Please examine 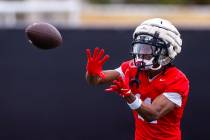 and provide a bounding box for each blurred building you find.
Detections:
[0,0,210,28]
